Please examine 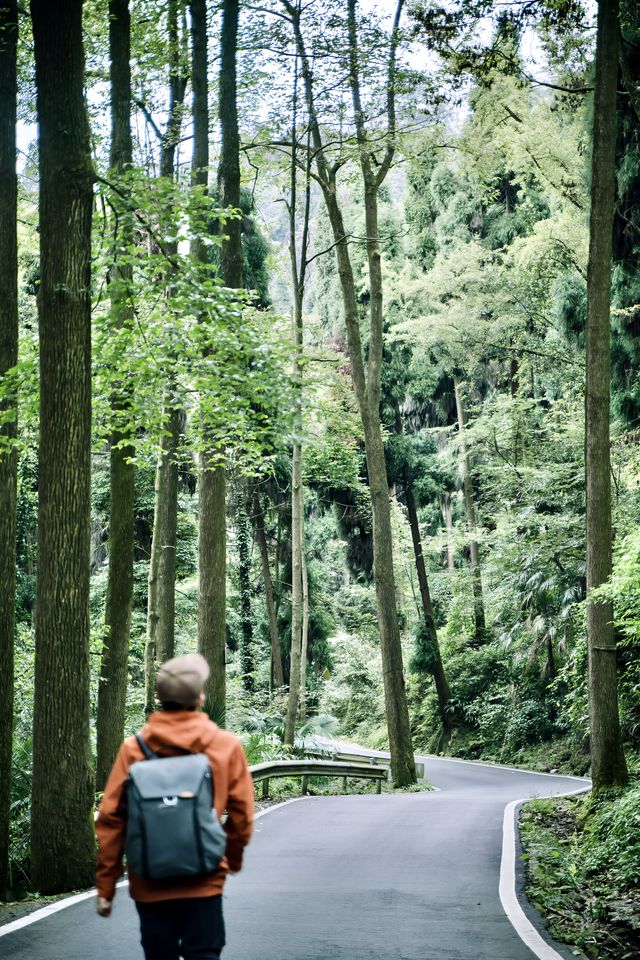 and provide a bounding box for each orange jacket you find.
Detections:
[96,710,254,903]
